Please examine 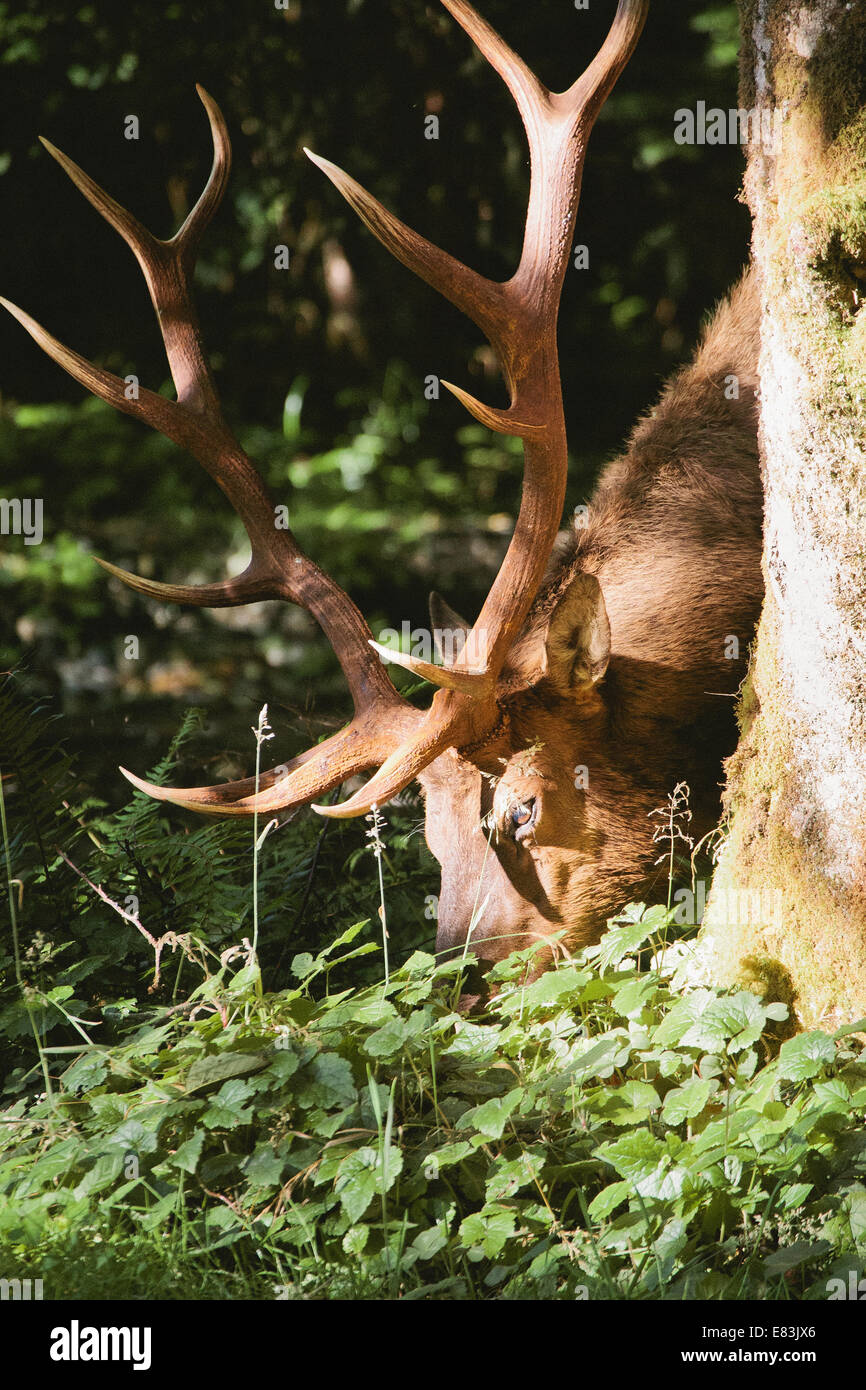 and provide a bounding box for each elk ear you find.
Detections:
[542,572,610,696]
[429,590,472,663]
